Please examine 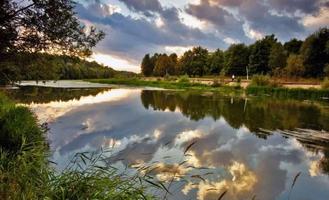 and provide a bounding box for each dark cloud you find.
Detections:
[267,0,323,14]
[75,1,226,62]
[118,0,162,16]
[185,0,248,41]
